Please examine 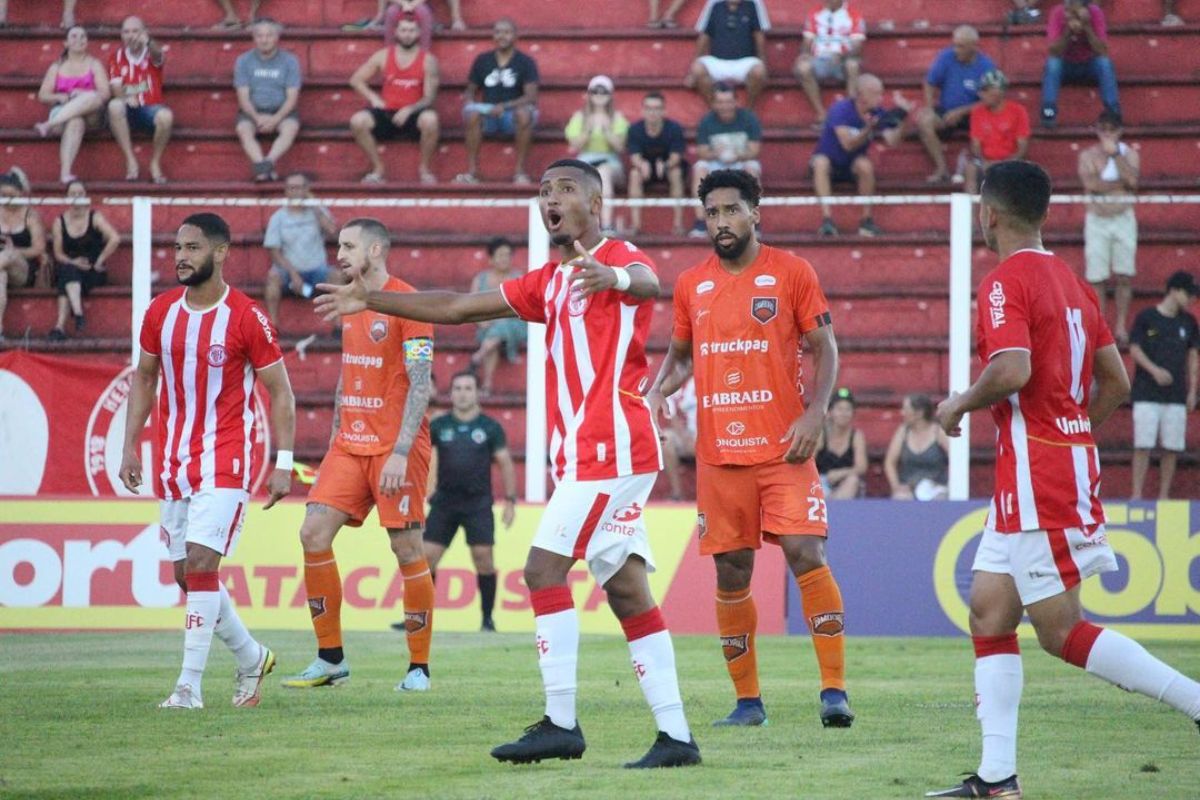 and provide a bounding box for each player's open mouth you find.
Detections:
[547,211,563,230]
